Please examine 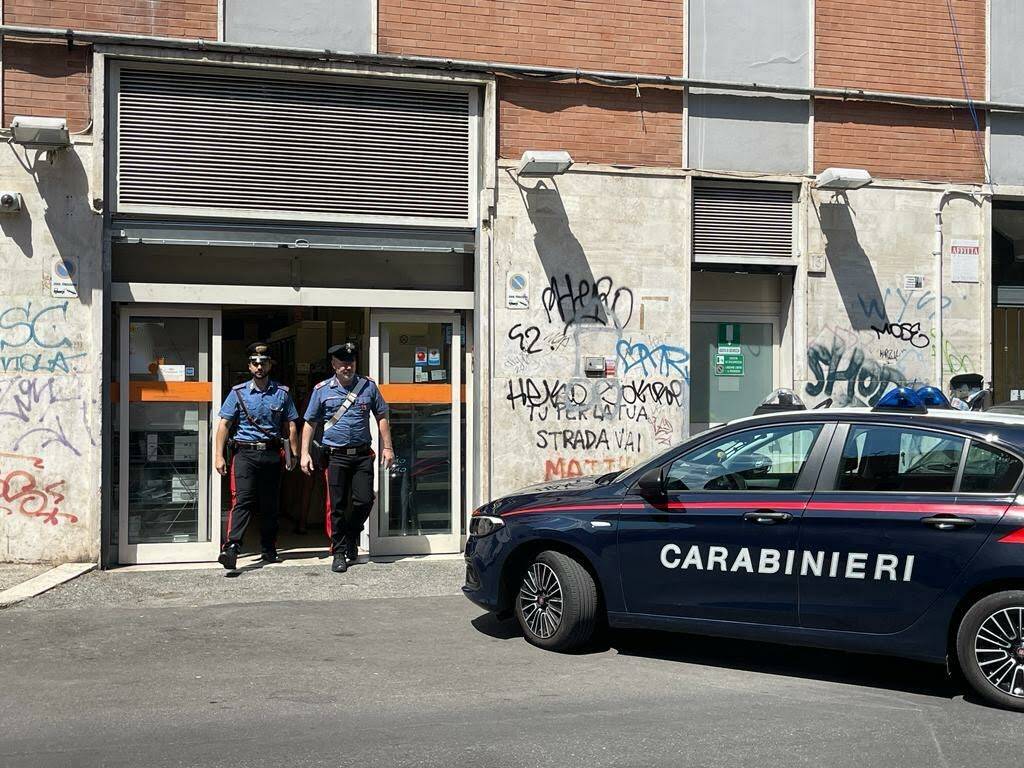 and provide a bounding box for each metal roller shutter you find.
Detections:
[115,67,474,226]
[692,184,796,264]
